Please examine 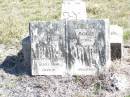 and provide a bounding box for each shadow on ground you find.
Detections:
[0,36,31,76]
